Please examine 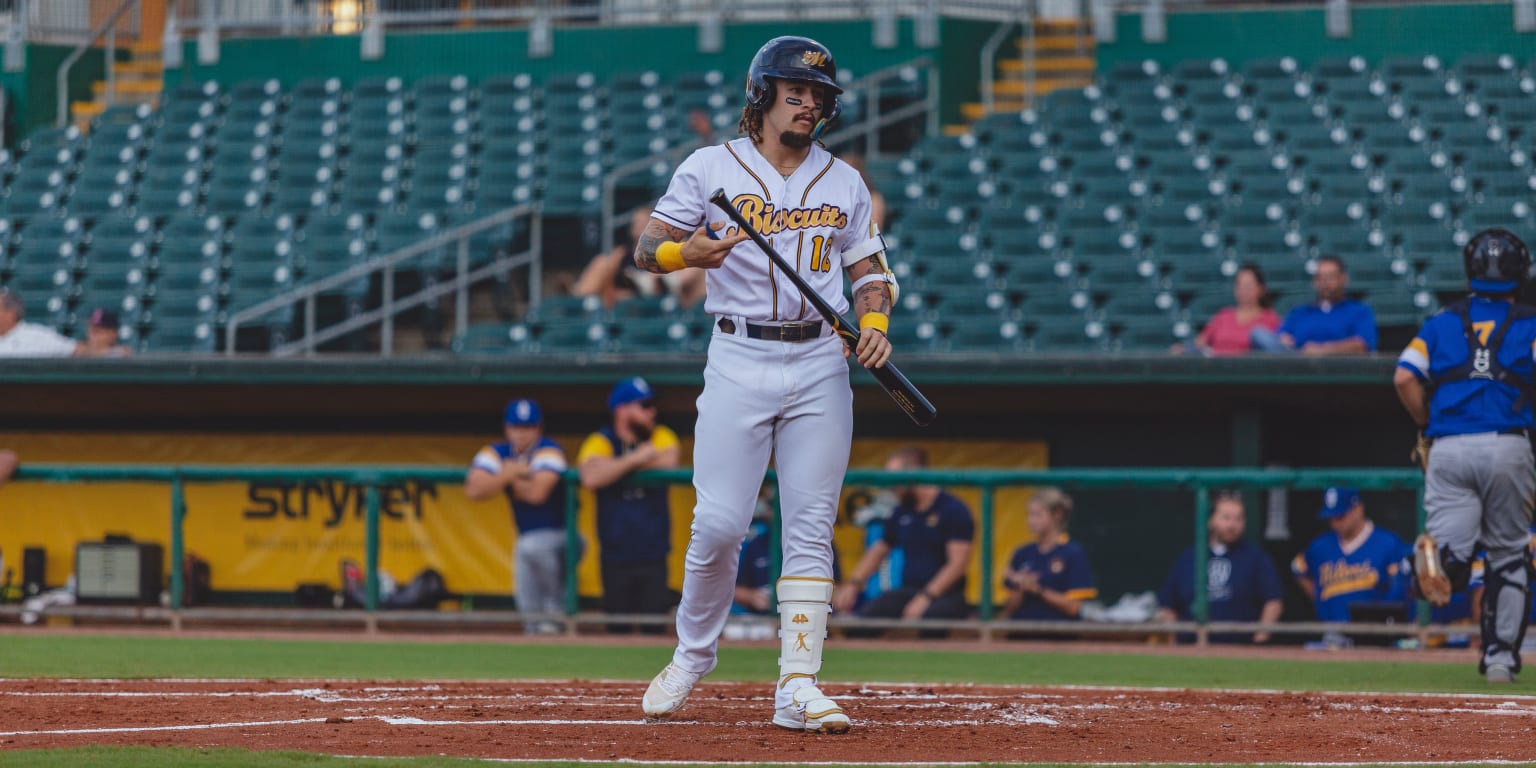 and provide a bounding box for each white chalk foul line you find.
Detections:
[0,717,329,737]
